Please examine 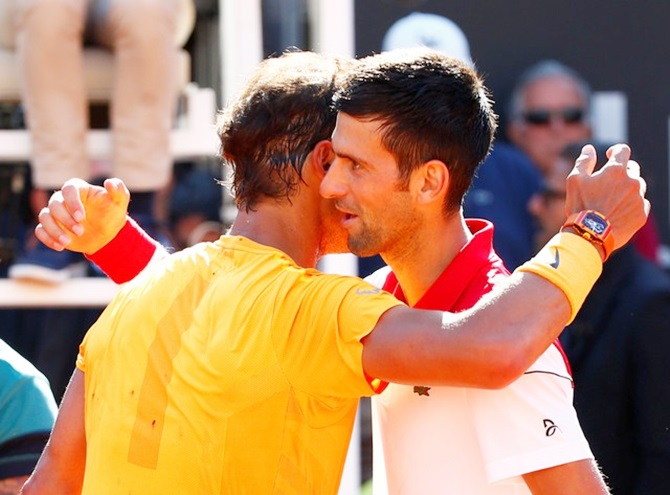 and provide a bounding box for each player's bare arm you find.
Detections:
[19,370,86,495]
[522,458,610,494]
